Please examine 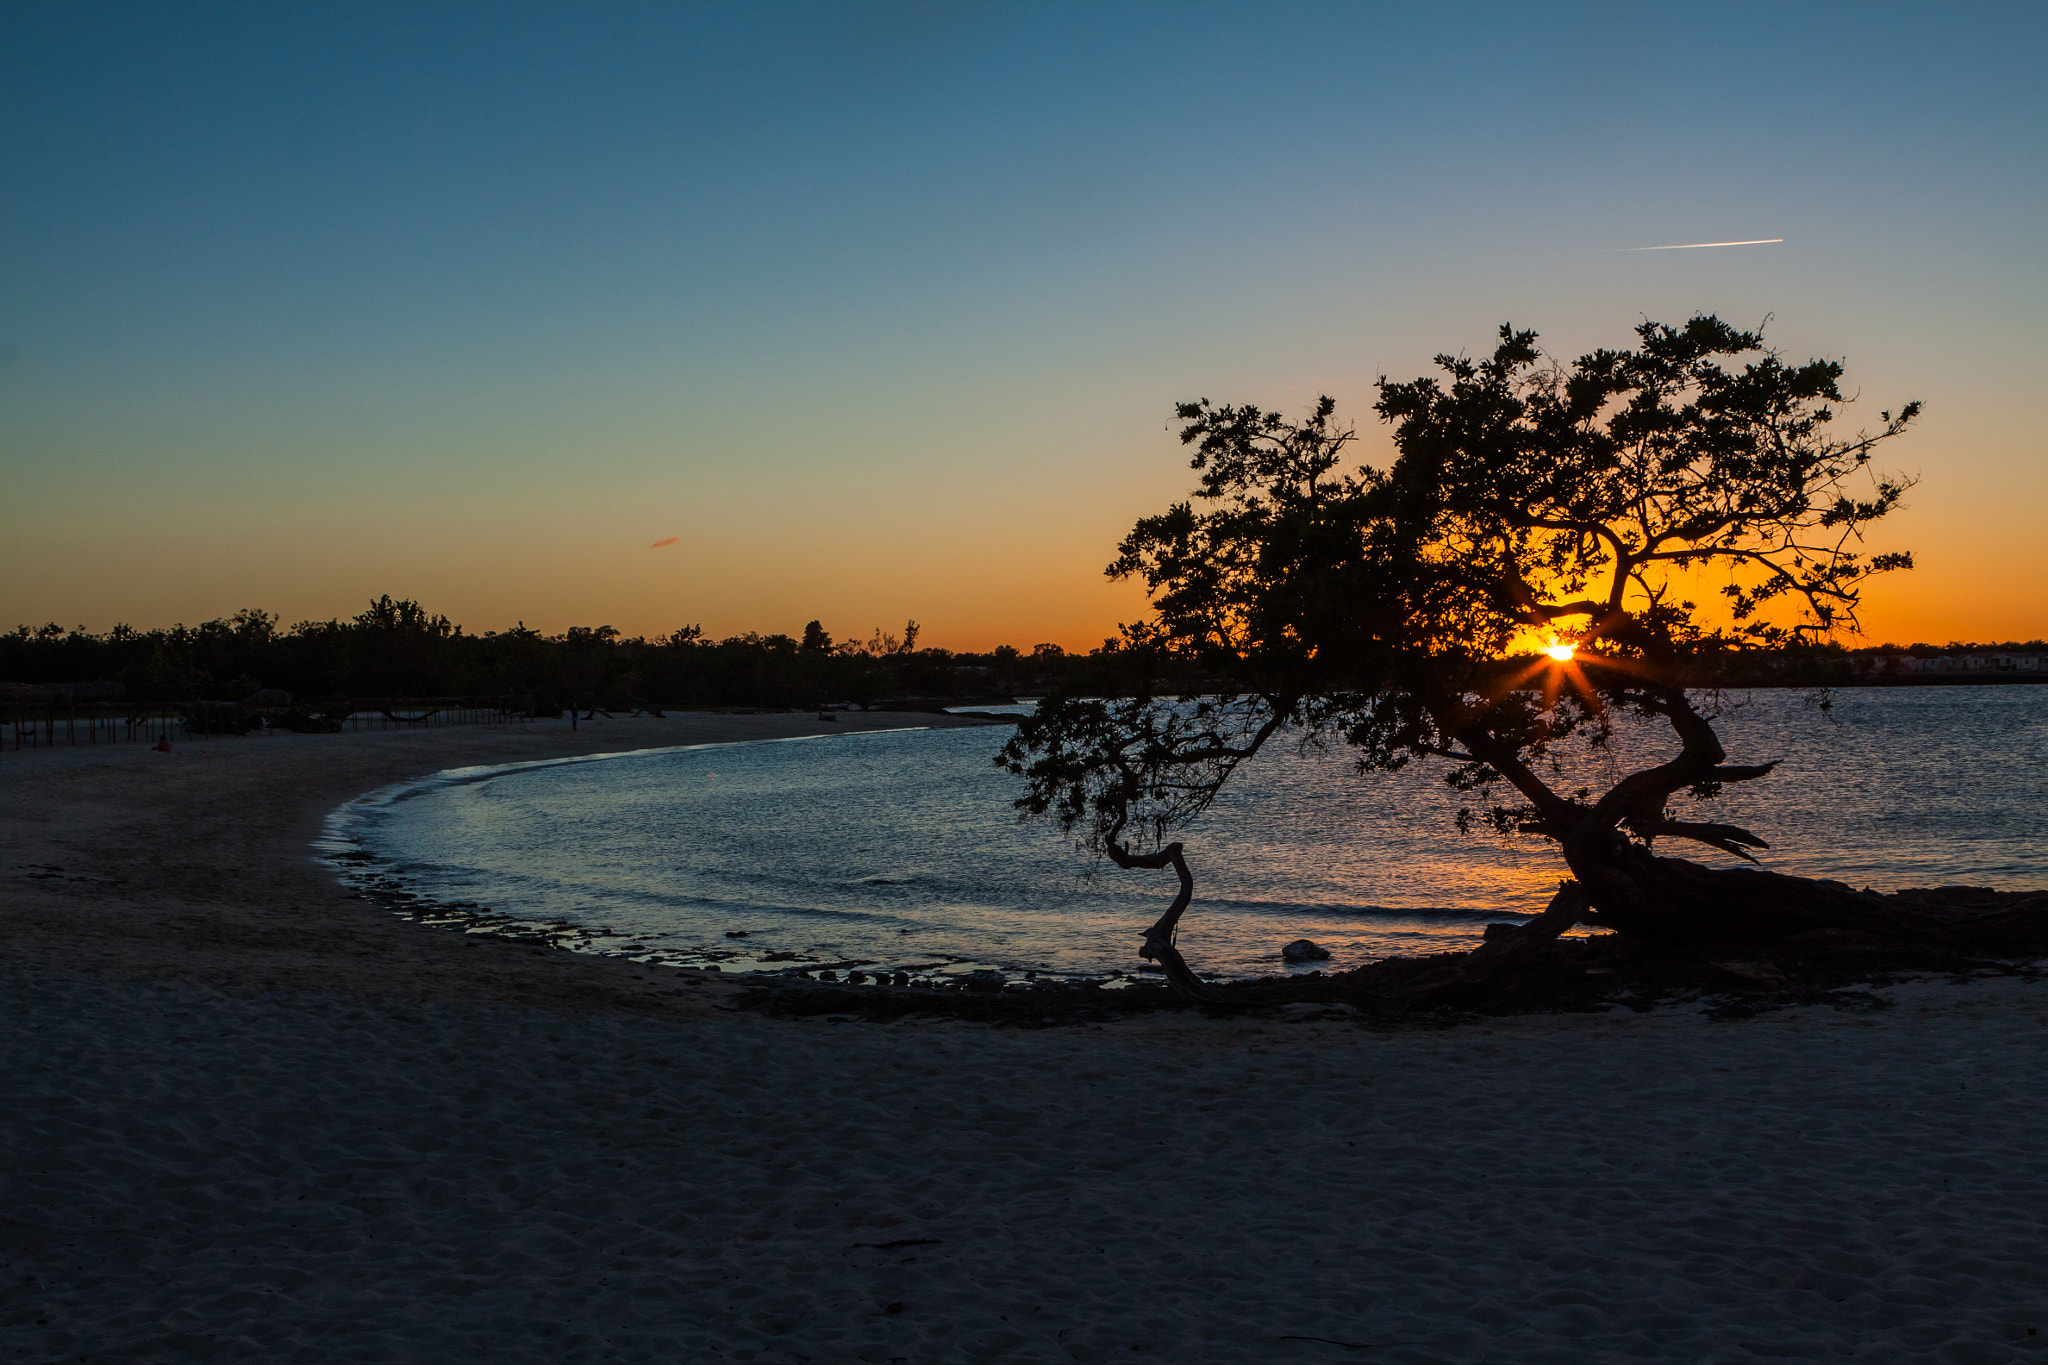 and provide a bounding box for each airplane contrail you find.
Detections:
[1620,238,1785,252]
